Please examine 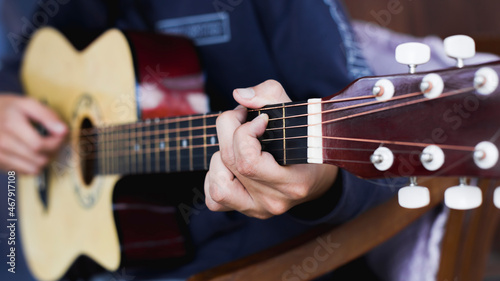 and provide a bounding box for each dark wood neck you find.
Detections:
[86,102,310,176]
